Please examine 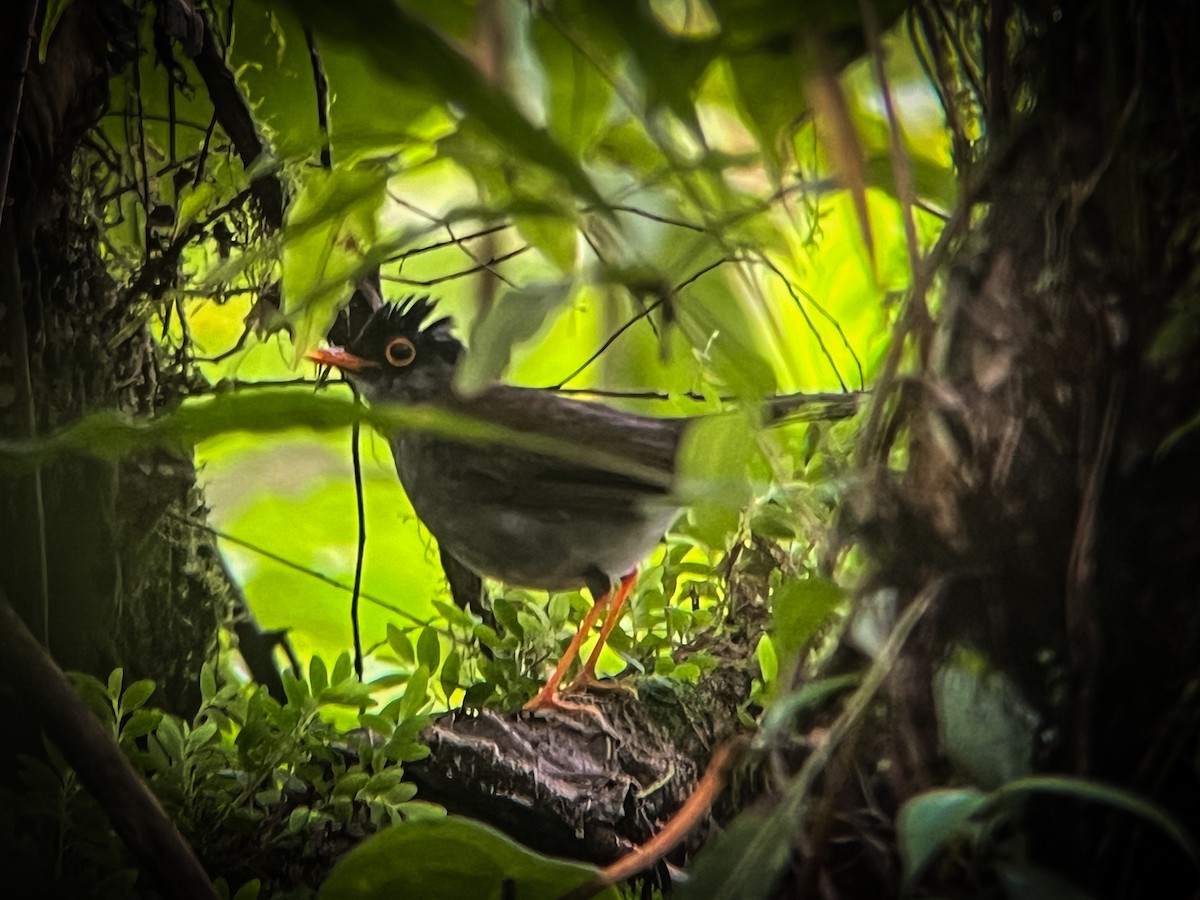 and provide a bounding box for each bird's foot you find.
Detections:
[522,688,617,734]
[522,685,597,714]
[563,670,637,698]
